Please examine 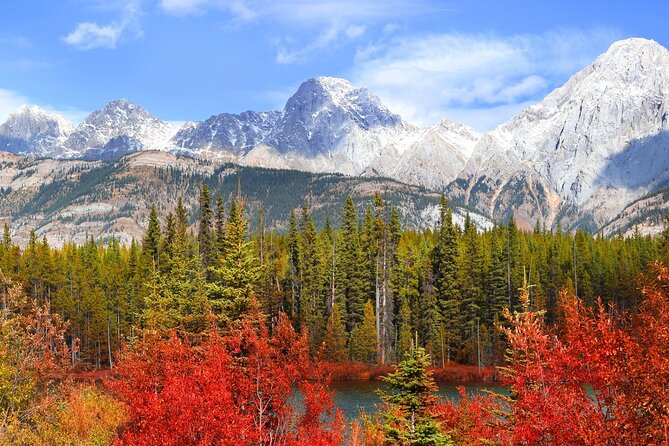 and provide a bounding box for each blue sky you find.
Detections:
[1,0,668,131]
